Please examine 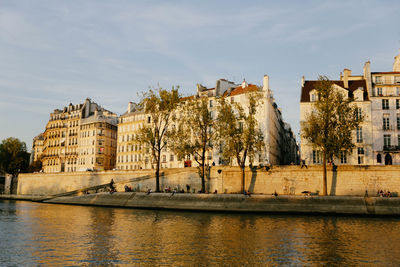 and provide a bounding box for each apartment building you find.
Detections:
[117,75,298,170]
[369,51,400,165]
[300,50,400,165]
[31,133,44,163]
[116,102,147,170]
[39,98,117,172]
